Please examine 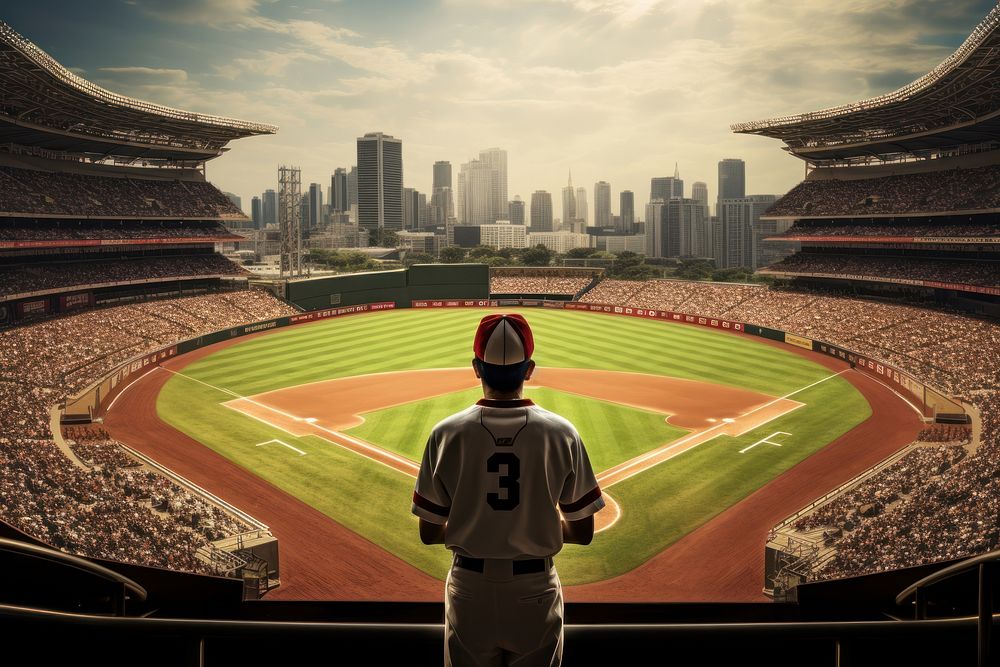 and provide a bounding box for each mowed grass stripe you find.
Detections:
[530,316,823,394]
[186,309,829,398]
[191,311,476,389]
[190,310,472,373]
[344,386,689,473]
